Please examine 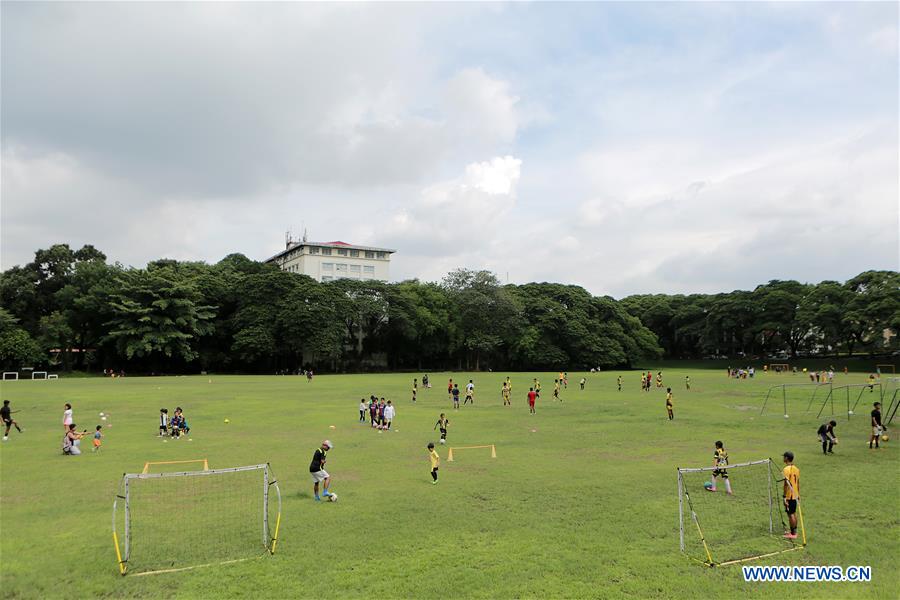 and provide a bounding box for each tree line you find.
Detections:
[0,244,895,373]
